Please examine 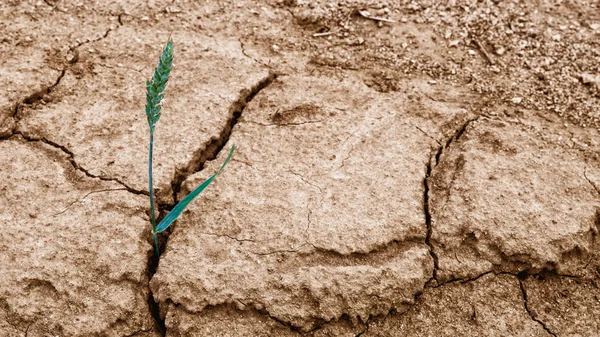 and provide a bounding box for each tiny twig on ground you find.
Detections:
[471,35,495,65]
[312,31,334,37]
[358,10,396,23]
